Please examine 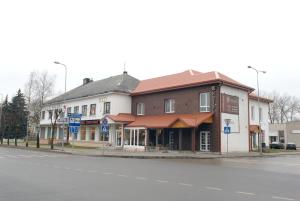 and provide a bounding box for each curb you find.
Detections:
[1,145,299,159]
